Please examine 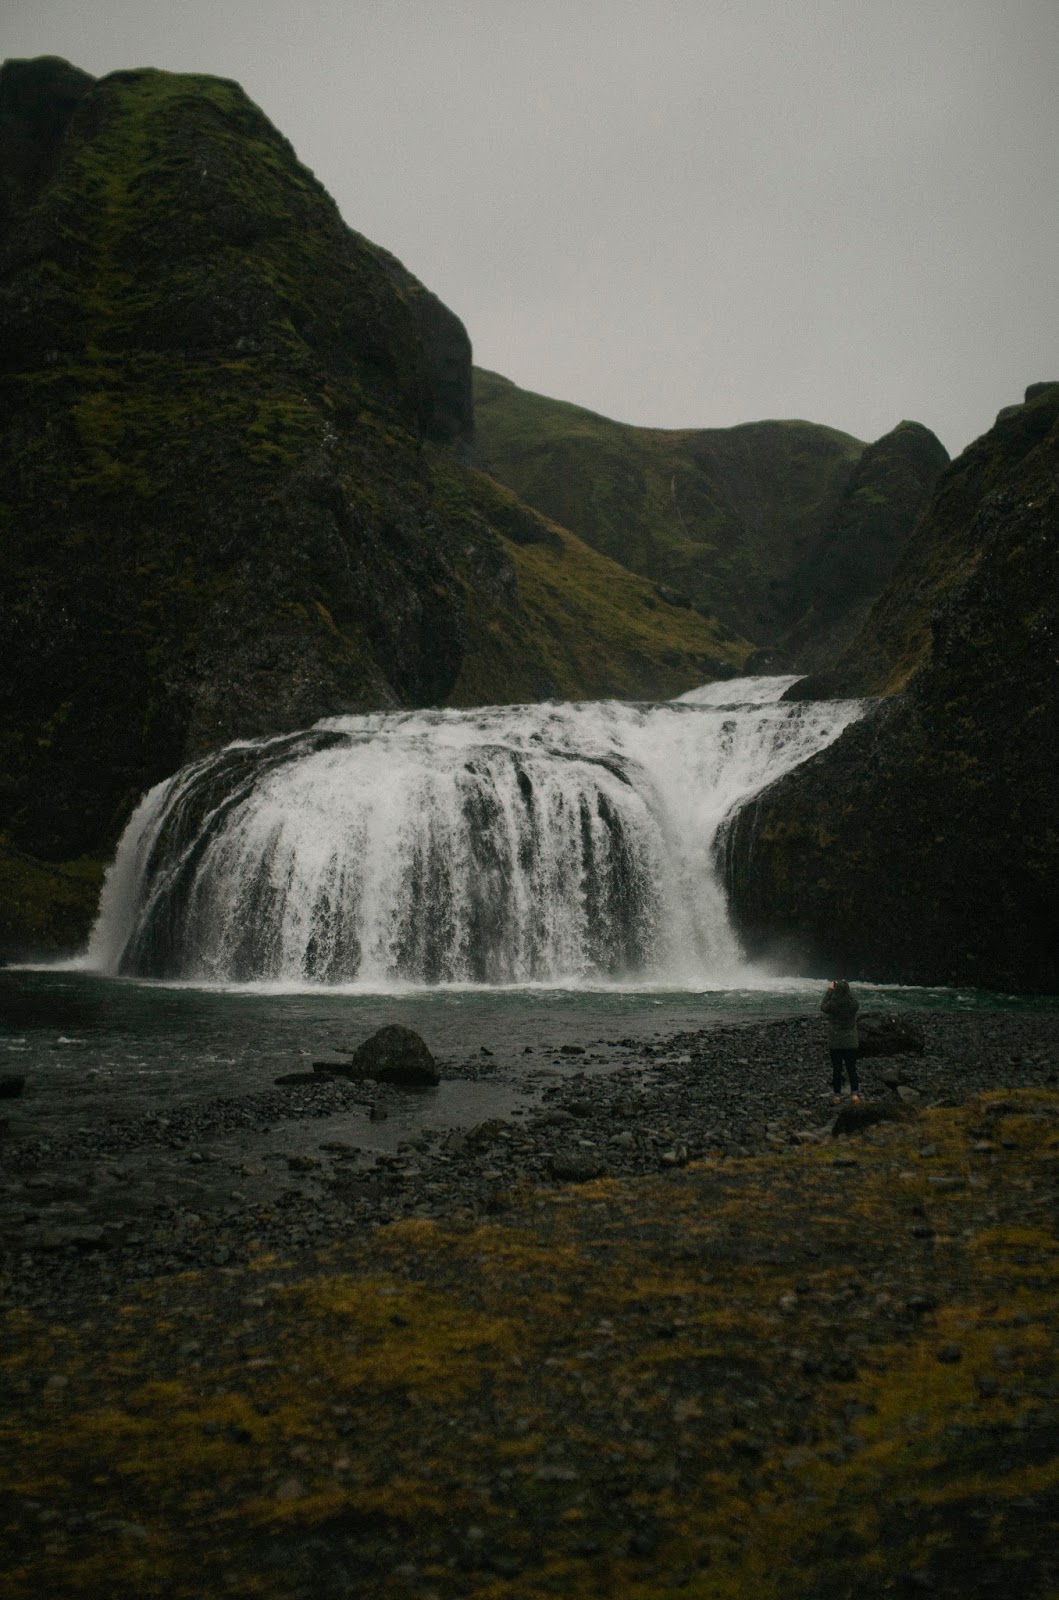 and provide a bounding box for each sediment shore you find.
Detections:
[1,1009,1056,1311]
